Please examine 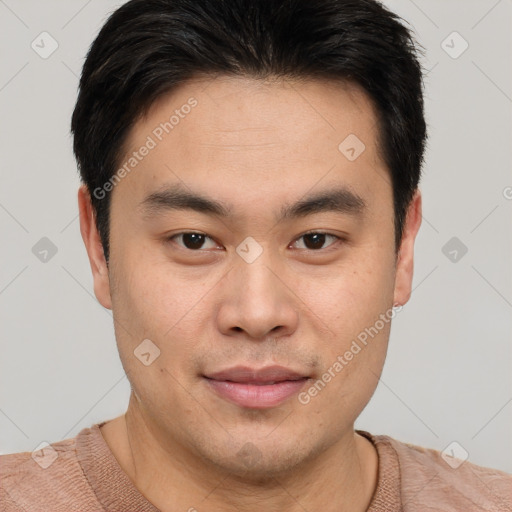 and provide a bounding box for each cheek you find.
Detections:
[293,247,395,399]
[295,251,395,337]
[299,309,392,433]
[110,253,219,379]
[112,251,205,334]
[110,264,207,413]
